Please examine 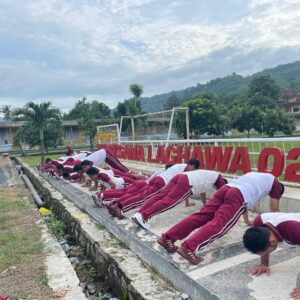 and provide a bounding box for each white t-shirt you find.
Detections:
[55,156,70,164]
[98,172,125,189]
[227,172,275,209]
[185,170,219,195]
[261,212,300,226]
[85,149,106,166]
[72,153,88,160]
[158,164,187,184]
[147,170,164,183]
[93,166,114,176]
